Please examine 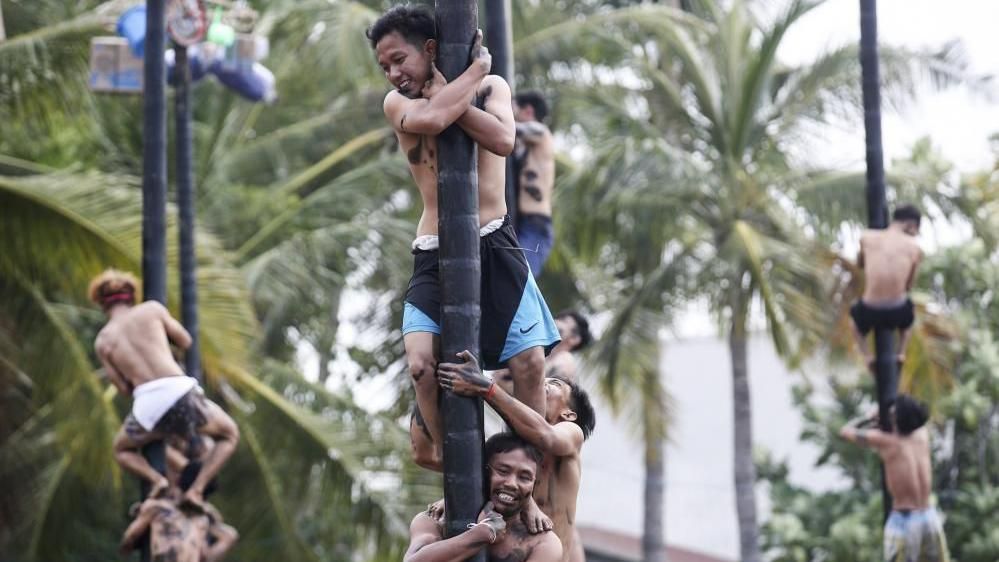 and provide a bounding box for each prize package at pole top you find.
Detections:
[89,0,274,102]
